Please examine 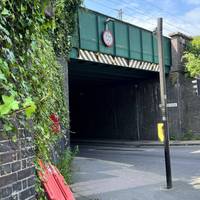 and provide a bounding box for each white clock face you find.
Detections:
[103,30,113,47]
